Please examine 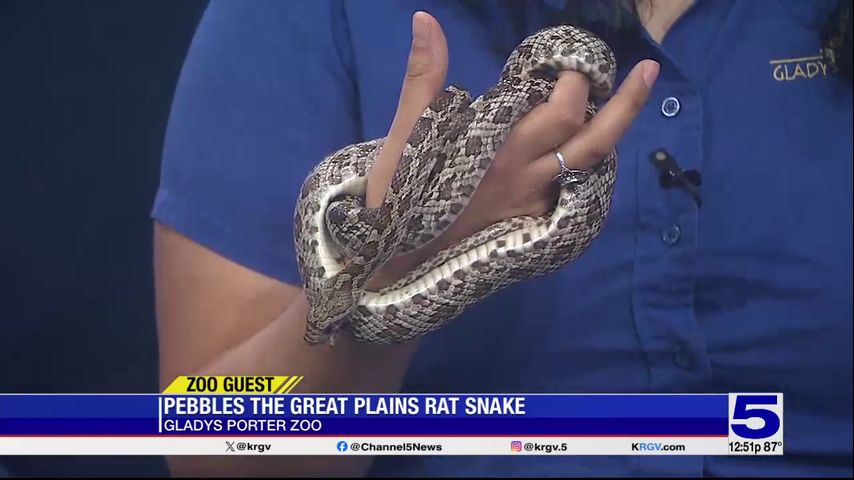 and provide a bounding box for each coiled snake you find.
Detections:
[295,25,618,346]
